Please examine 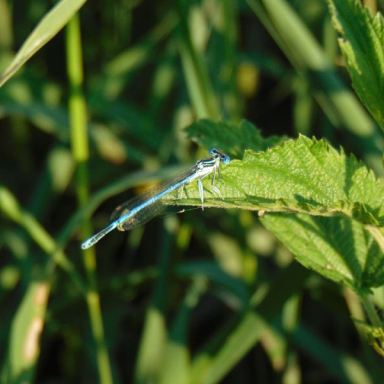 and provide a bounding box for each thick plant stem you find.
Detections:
[66,14,113,384]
